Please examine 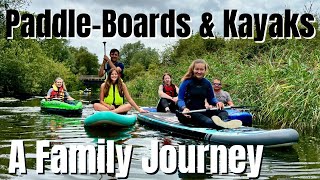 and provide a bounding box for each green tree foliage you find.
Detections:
[69,46,99,75]
[0,0,30,38]
[120,41,145,67]
[124,63,145,81]
[0,1,99,97]
[130,47,159,69]
[171,33,206,59]
[39,38,71,63]
[120,41,160,81]
[0,38,77,96]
